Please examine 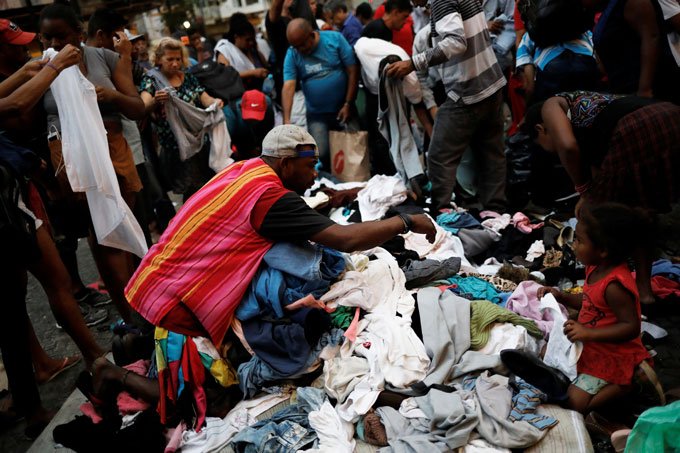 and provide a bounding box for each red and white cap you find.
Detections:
[0,19,36,45]
[241,90,267,121]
